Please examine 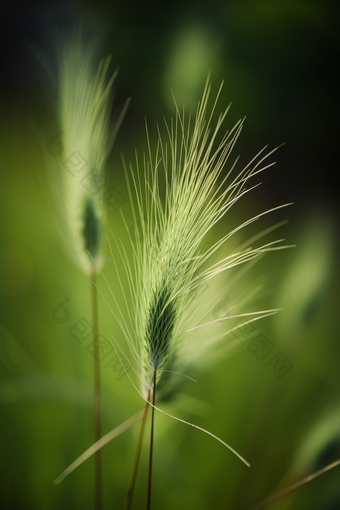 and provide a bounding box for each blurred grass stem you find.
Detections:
[248,458,340,510]
[90,268,102,510]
